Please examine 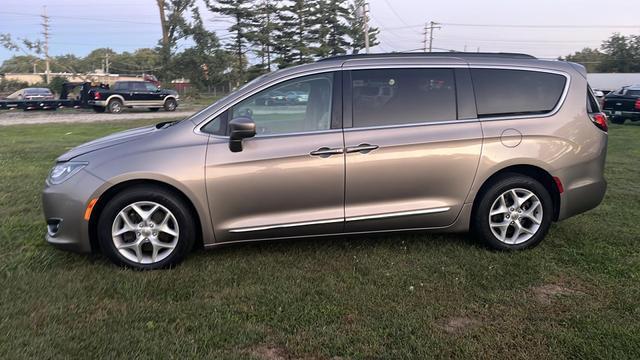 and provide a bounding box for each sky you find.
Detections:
[1,0,639,67]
